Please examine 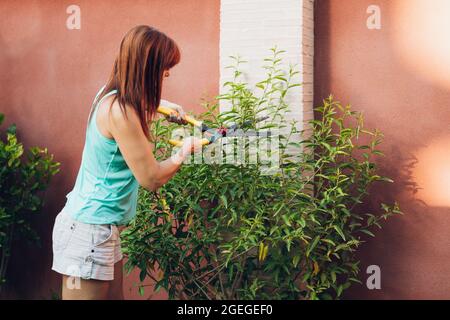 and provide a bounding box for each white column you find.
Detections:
[219,0,314,130]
